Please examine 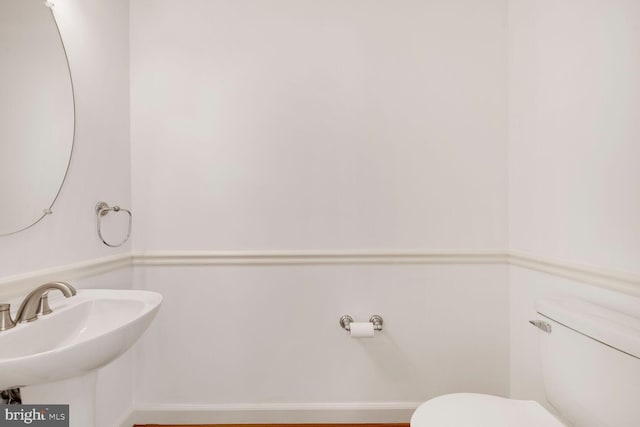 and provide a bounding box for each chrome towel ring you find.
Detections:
[95,201,132,247]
